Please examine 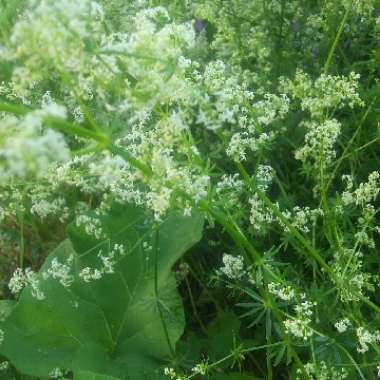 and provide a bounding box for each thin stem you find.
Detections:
[236,161,334,277]
[326,96,377,191]
[109,145,153,177]
[18,208,25,269]
[323,0,353,74]
[185,342,285,380]
[0,102,109,143]
[184,274,208,336]
[187,261,223,314]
